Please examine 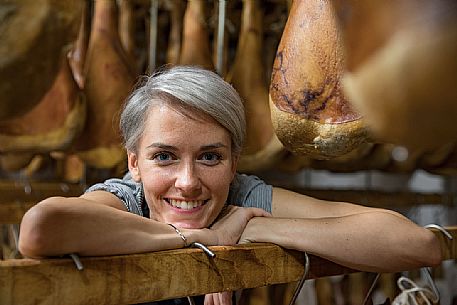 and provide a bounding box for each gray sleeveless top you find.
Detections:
[86,173,272,217]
